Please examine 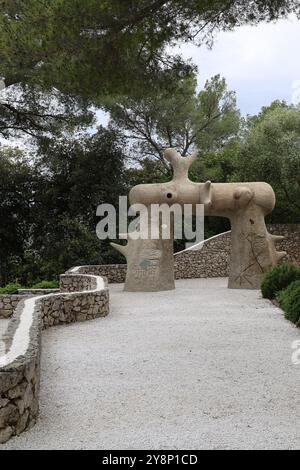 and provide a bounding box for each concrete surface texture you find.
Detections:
[112,148,285,292]
[2,278,300,450]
